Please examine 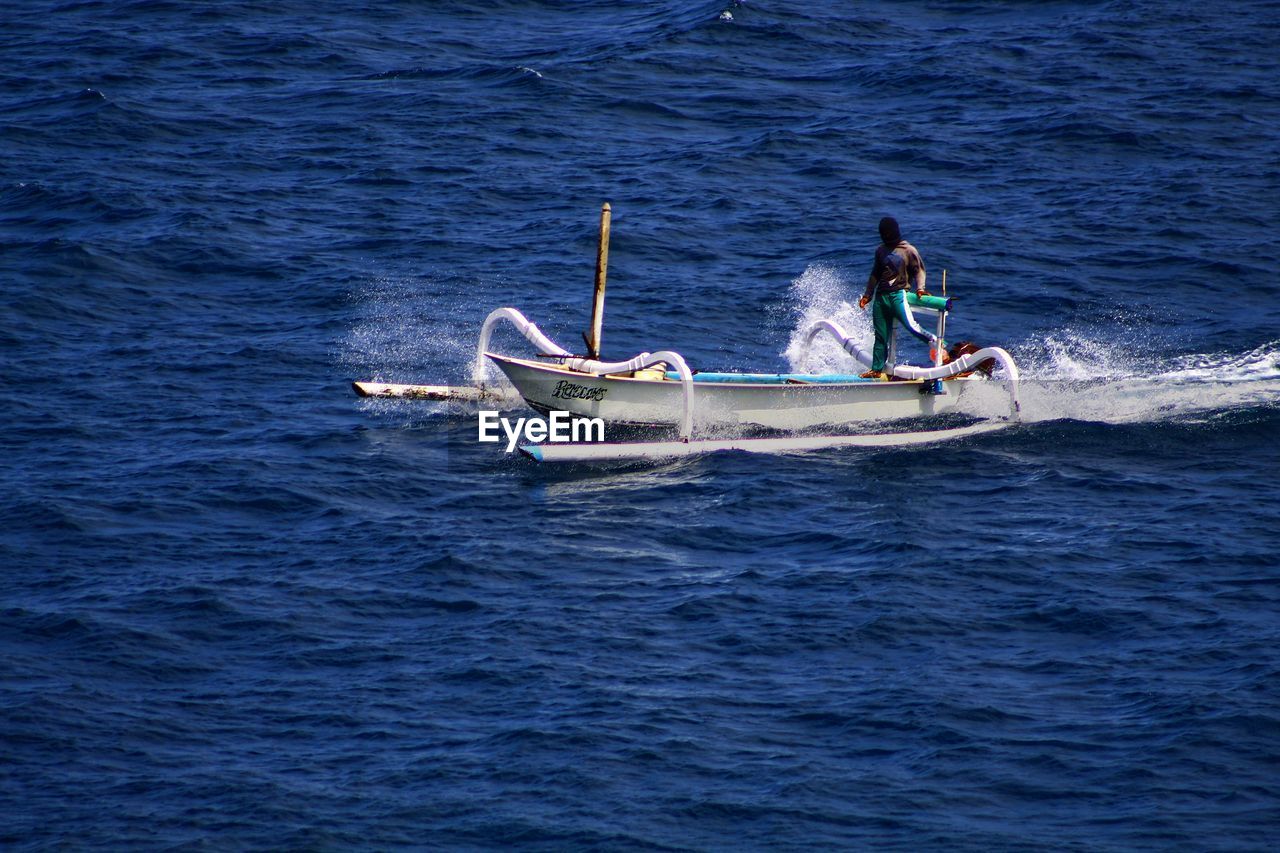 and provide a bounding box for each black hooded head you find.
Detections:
[878,216,901,246]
